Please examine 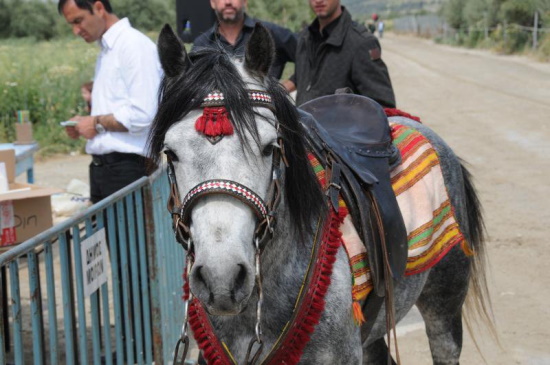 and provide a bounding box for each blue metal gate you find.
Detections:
[0,167,185,364]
